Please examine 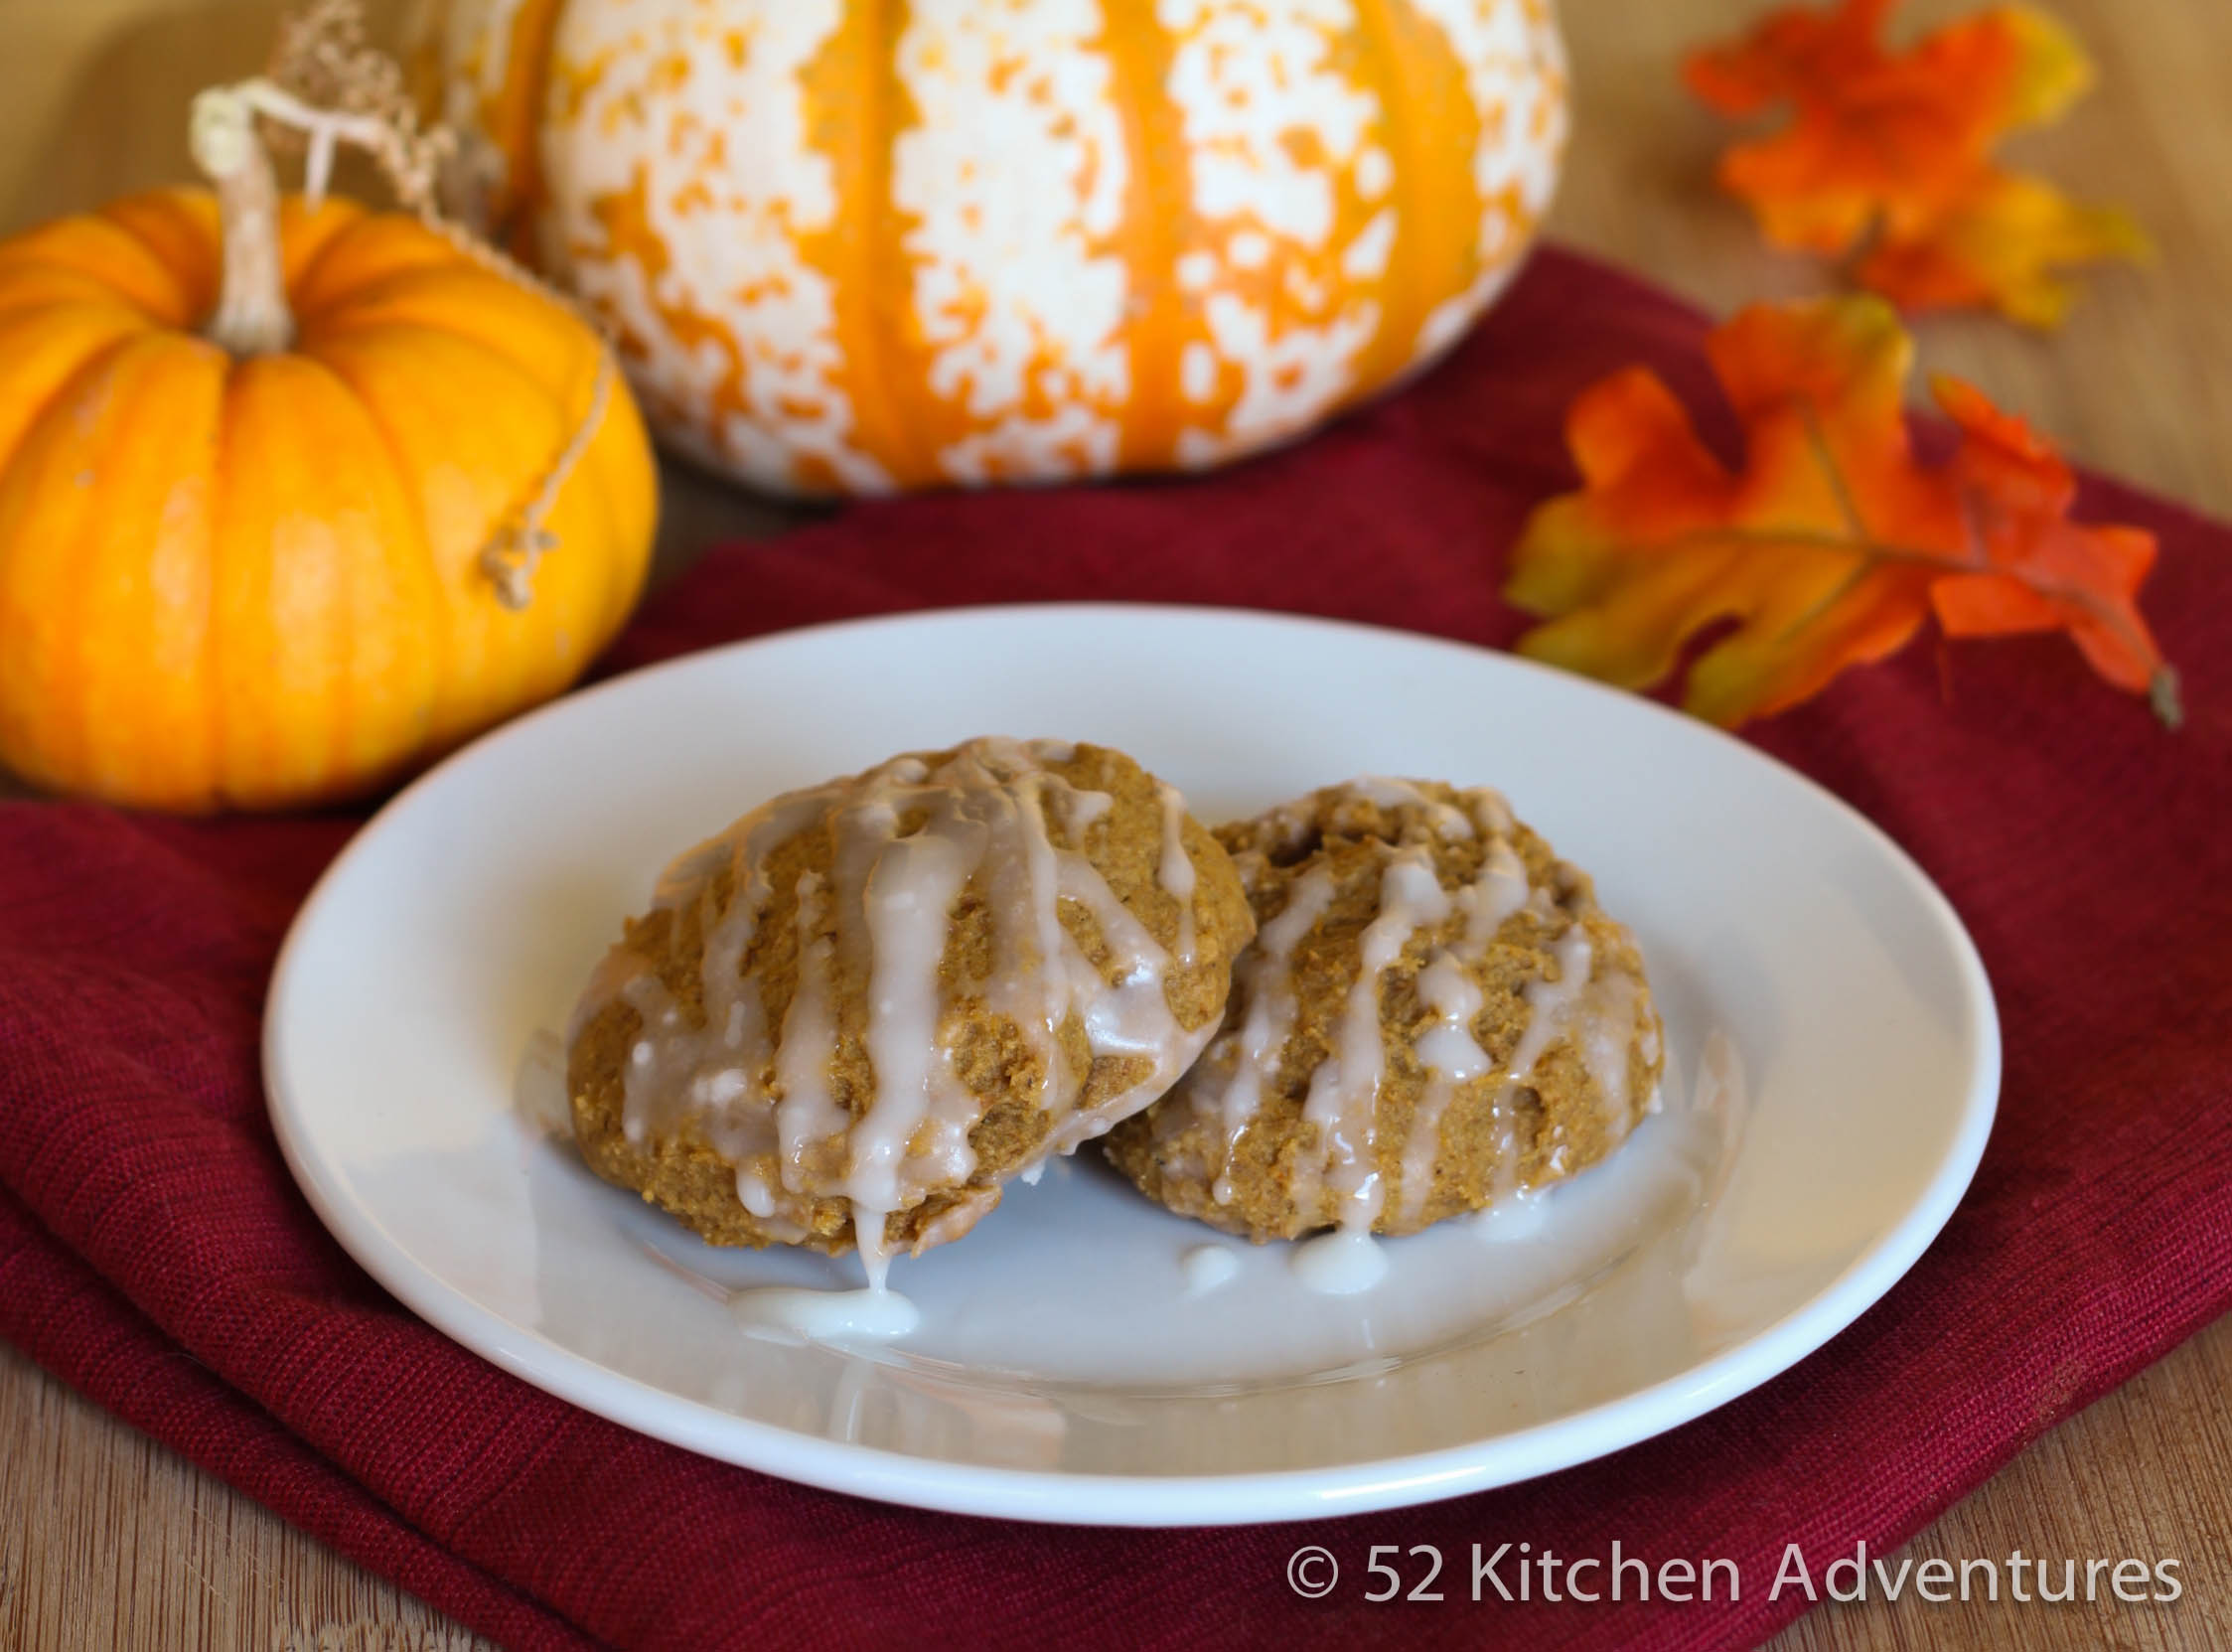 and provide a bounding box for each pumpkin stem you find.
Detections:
[190,79,393,356]
[190,1,618,608]
[191,87,294,356]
